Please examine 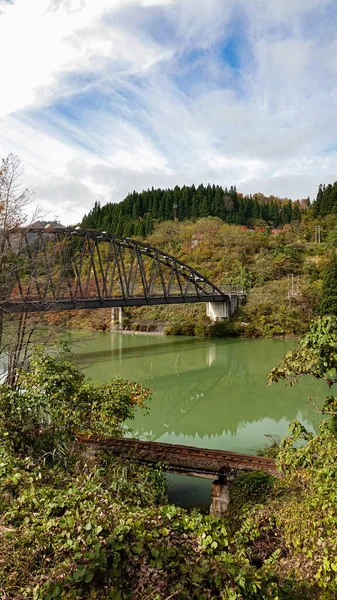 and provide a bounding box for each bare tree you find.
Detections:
[0,154,34,234]
[0,154,51,387]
